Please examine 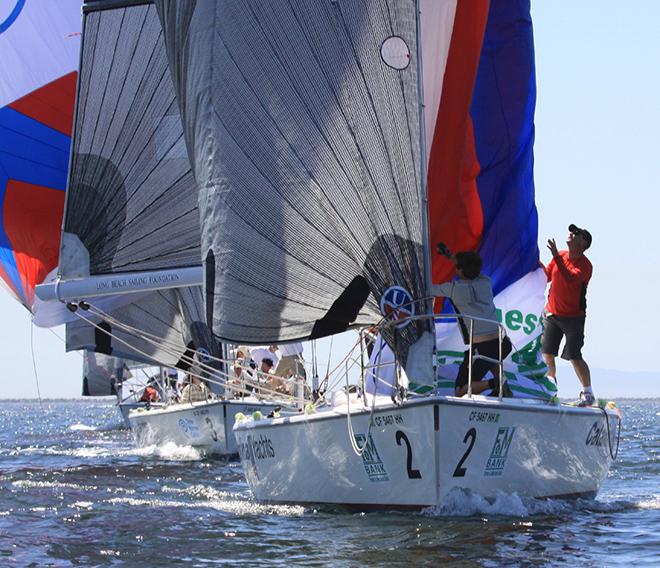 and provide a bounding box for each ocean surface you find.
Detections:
[0,399,657,567]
